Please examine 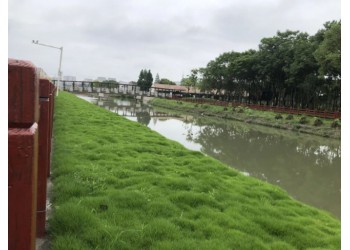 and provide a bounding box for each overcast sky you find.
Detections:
[8,0,340,82]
